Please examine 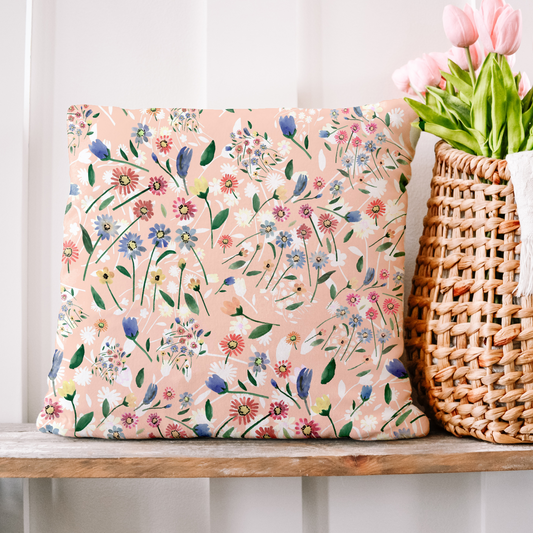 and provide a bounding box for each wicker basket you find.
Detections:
[405,140,533,444]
